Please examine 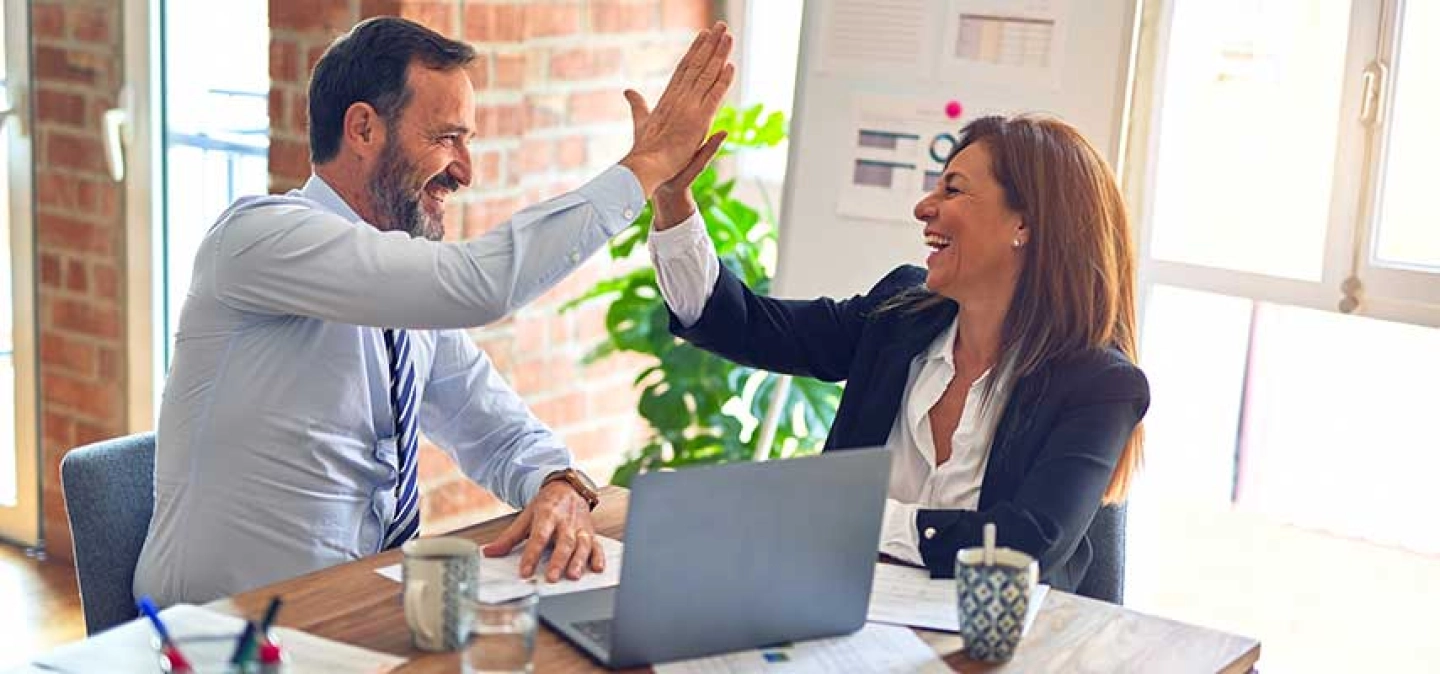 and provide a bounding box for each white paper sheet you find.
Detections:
[652,623,951,674]
[818,0,935,78]
[31,604,405,674]
[941,0,1070,88]
[375,535,624,602]
[868,562,1049,634]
